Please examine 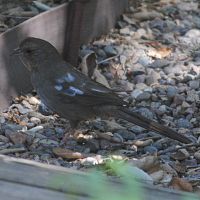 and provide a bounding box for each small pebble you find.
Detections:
[136,92,151,101]
[143,145,158,154]
[103,45,118,56]
[167,86,177,98]
[30,117,41,125]
[177,118,191,129]
[115,129,135,140]
[189,80,199,90]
